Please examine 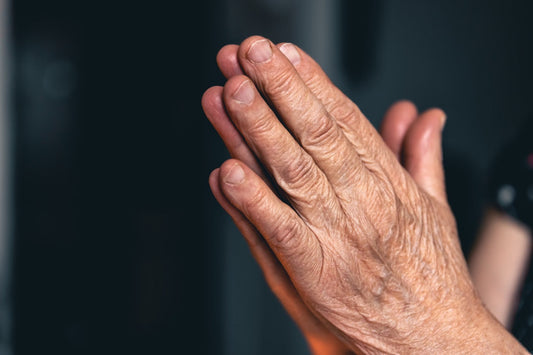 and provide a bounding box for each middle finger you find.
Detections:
[223,75,341,226]
[235,36,368,194]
